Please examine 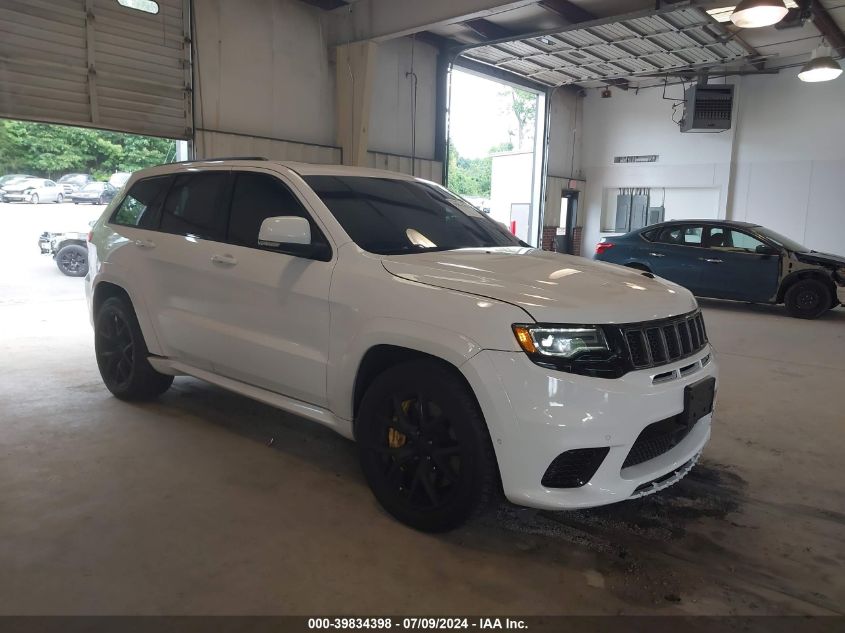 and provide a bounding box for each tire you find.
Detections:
[625,263,651,273]
[56,193,63,203]
[356,359,498,532]
[784,278,831,319]
[55,244,88,277]
[95,296,174,400]
[30,193,39,204]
